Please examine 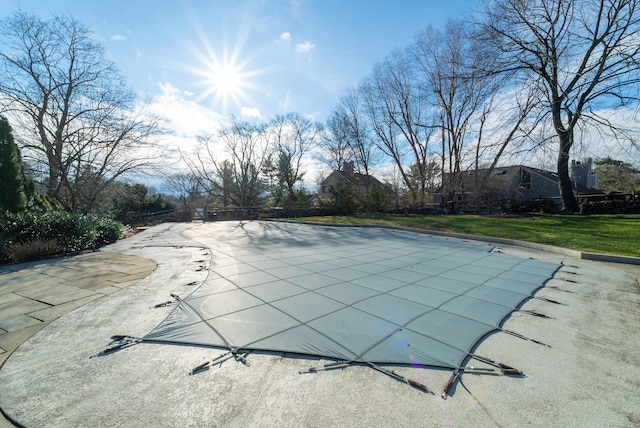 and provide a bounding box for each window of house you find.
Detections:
[521,169,531,189]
